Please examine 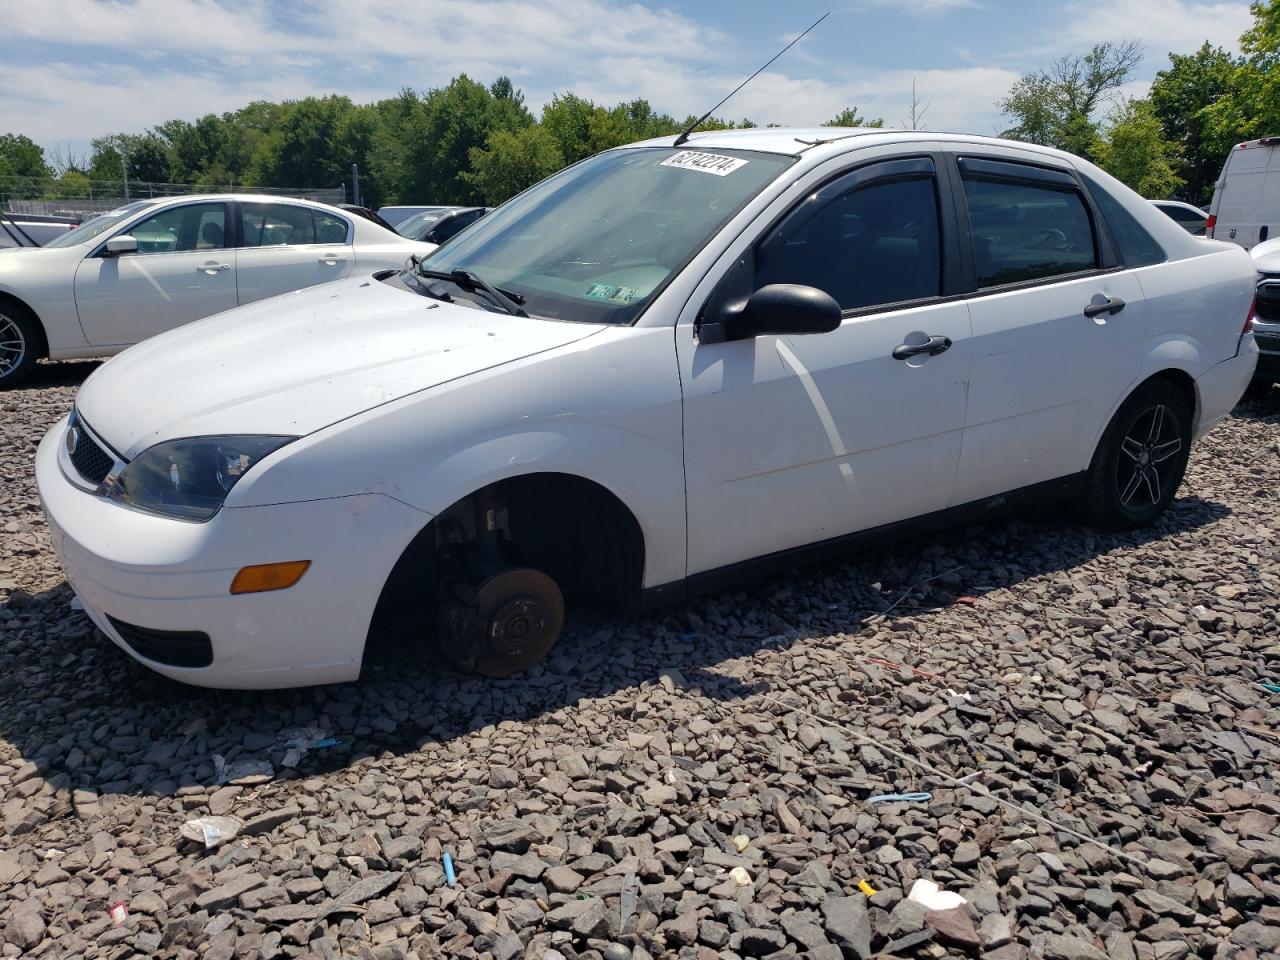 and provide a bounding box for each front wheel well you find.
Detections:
[369,473,646,651]
[0,292,48,359]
